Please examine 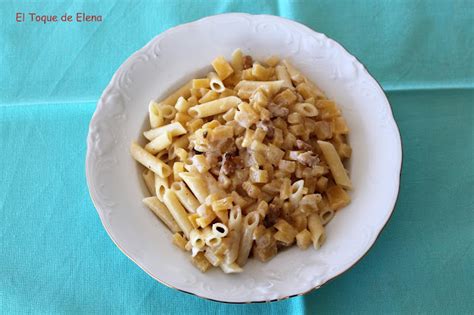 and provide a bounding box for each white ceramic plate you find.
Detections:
[86,13,402,303]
